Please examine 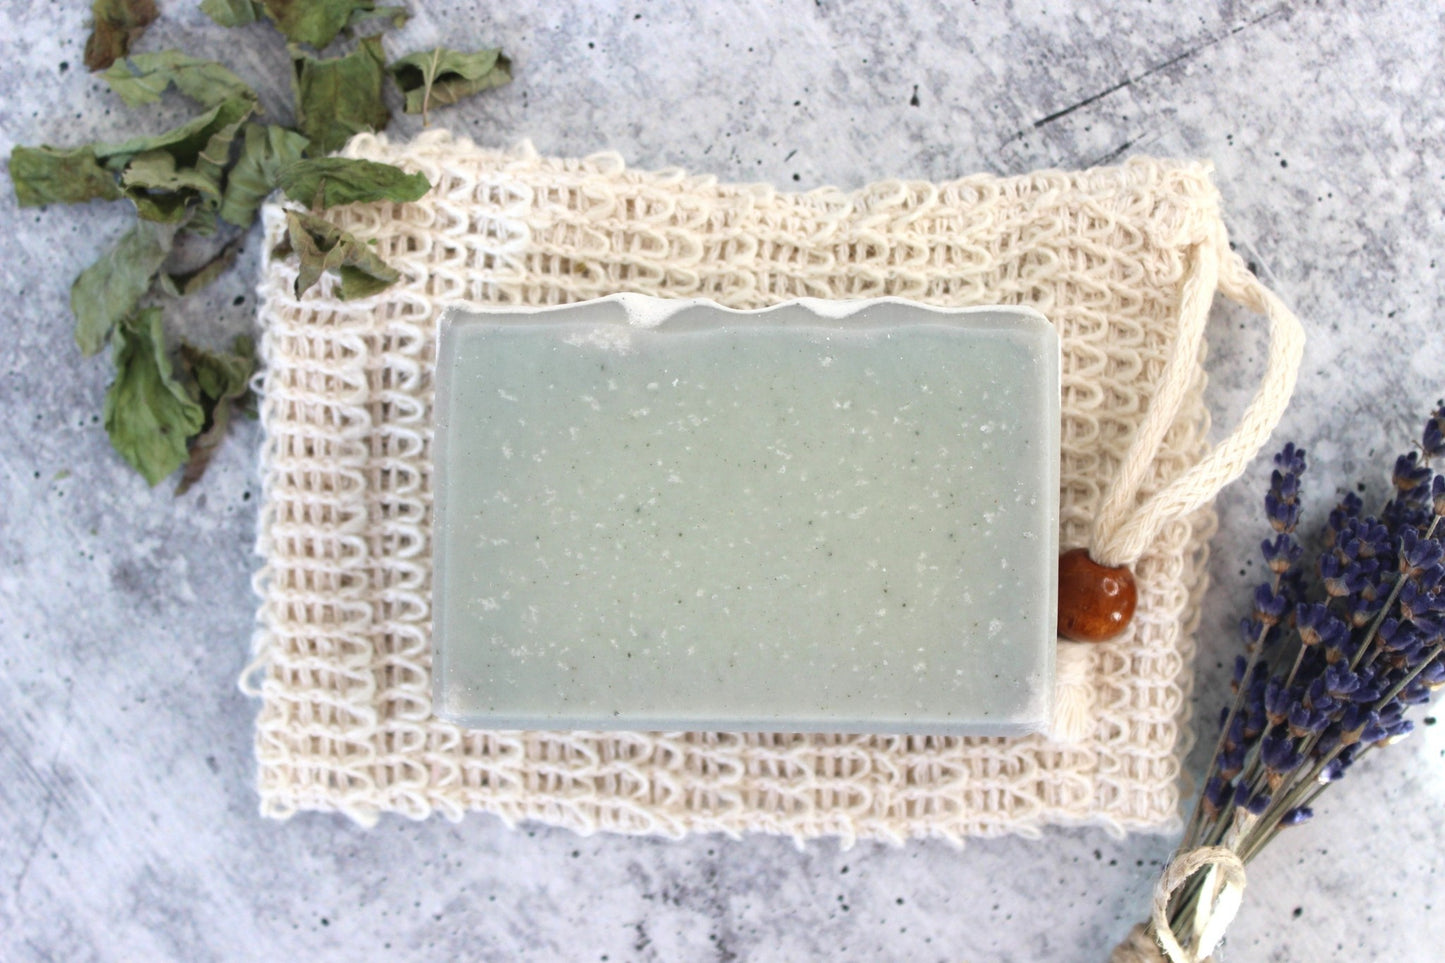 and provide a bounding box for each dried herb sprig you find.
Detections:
[1145,402,1445,958]
[9,6,511,490]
